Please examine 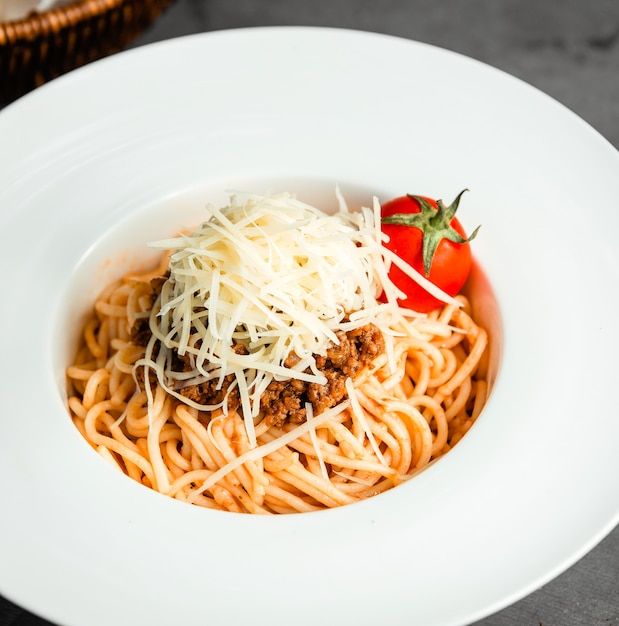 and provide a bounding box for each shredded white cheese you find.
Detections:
[140,191,457,447]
